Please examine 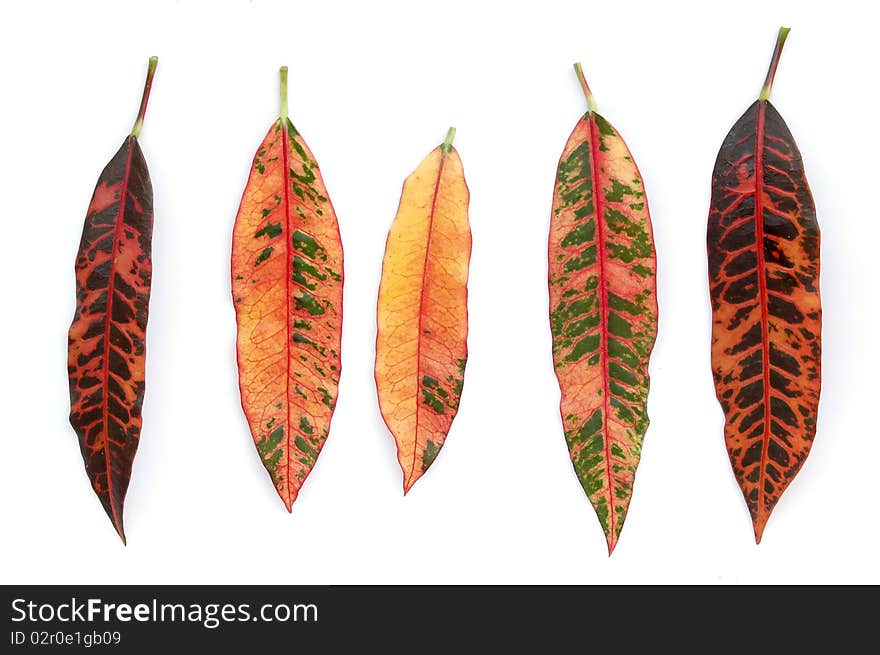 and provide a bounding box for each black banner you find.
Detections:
[0,585,870,650]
